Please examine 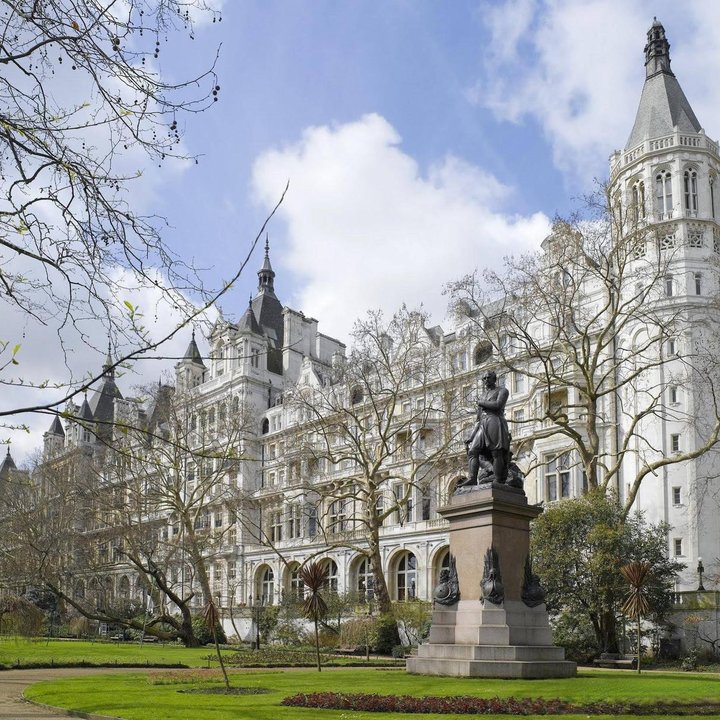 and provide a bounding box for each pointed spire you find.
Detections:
[102,340,114,378]
[257,233,276,294]
[47,415,65,437]
[625,20,702,150]
[0,446,17,479]
[644,18,672,78]
[238,296,262,335]
[79,393,94,422]
[181,329,206,366]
